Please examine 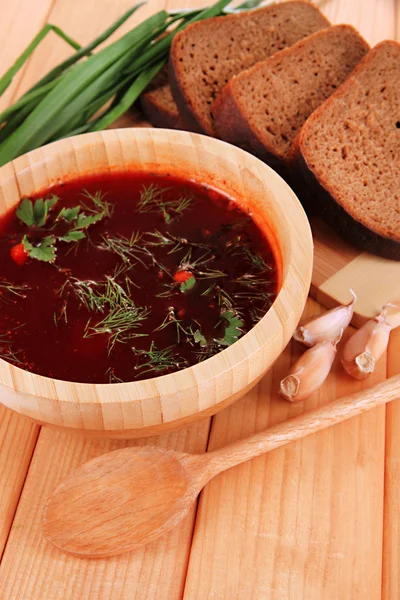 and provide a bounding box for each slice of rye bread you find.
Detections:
[294,40,400,260]
[169,1,330,136]
[140,66,187,130]
[212,25,369,174]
